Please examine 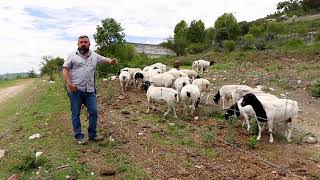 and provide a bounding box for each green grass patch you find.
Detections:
[201,147,217,158]
[0,79,30,89]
